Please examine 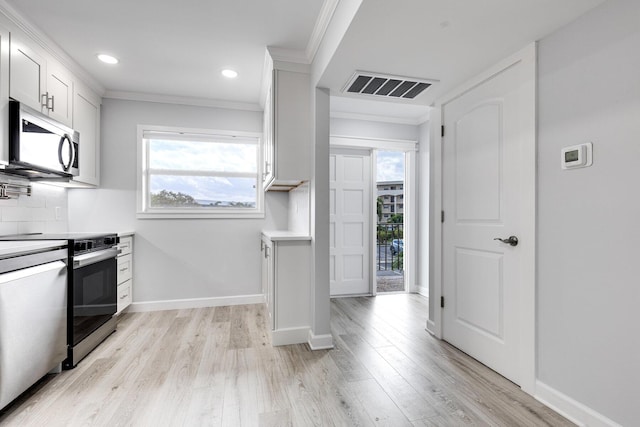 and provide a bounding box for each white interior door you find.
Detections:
[330,148,371,296]
[441,52,535,385]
